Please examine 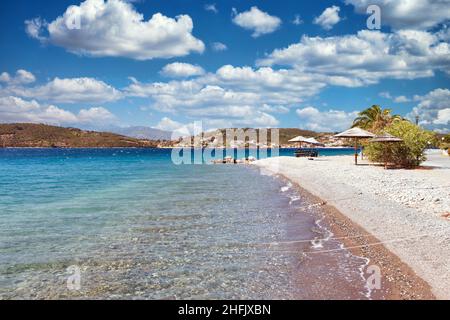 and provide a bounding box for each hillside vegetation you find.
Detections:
[0,123,158,148]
